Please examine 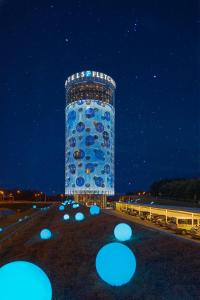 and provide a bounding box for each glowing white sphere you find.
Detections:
[96,242,136,286]
[40,229,52,240]
[0,261,52,300]
[114,223,132,242]
[90,205,101,215]
[63,214,70,220]
[59,205,65,211]
[75,212,84,221]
